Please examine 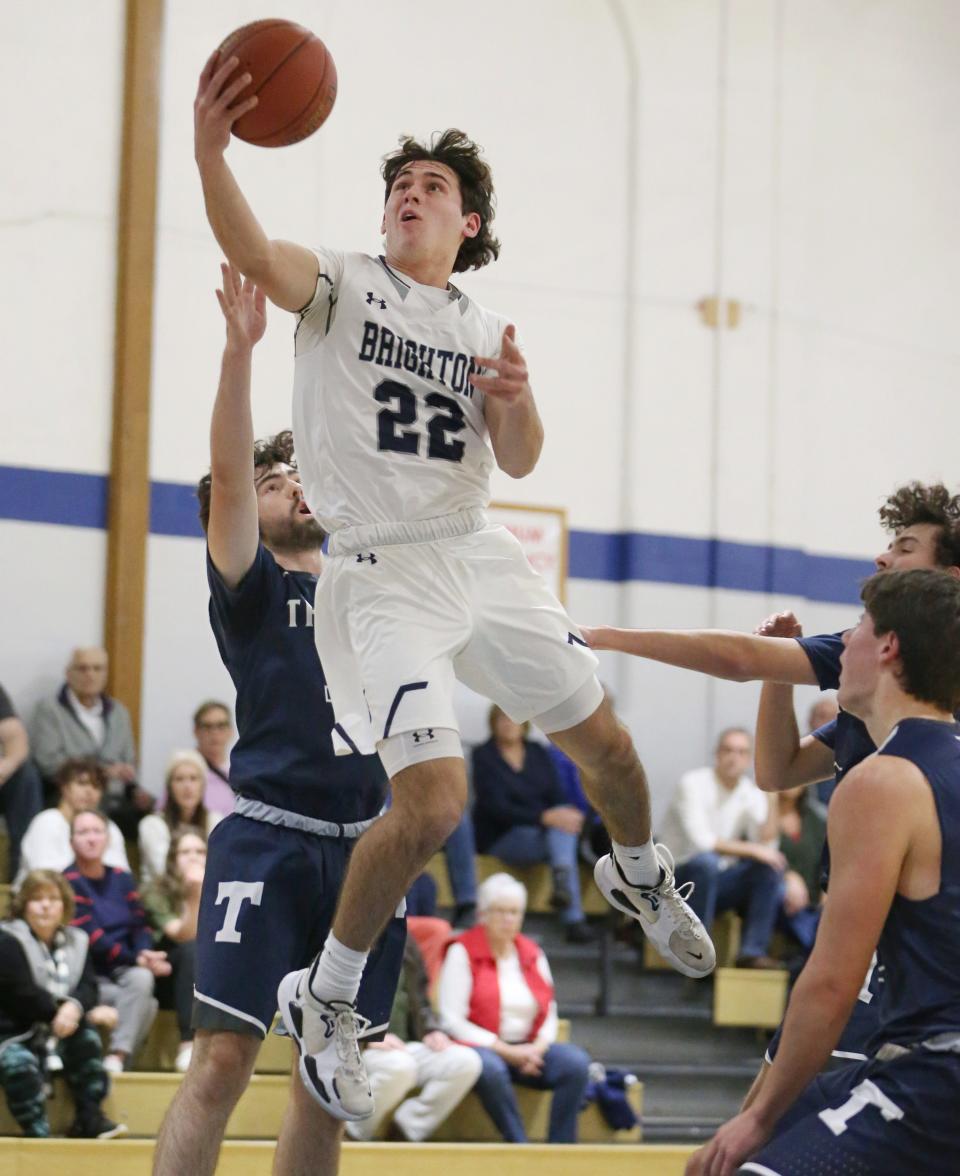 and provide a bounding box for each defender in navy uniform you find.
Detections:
[583,482,960,1079]
[690,567,960,1175]
[153,266,403,1176]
